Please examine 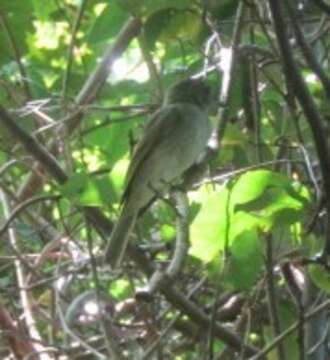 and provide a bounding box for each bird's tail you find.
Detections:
[104,211,137,268]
